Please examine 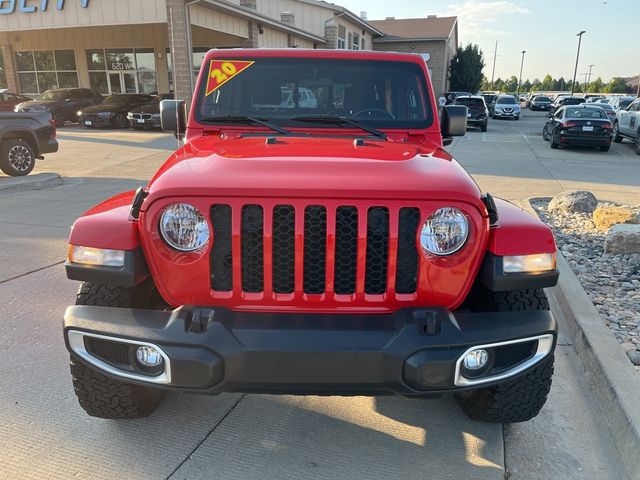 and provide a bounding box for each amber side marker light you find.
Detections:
[68,245,126,268]
[503,253,556,274]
